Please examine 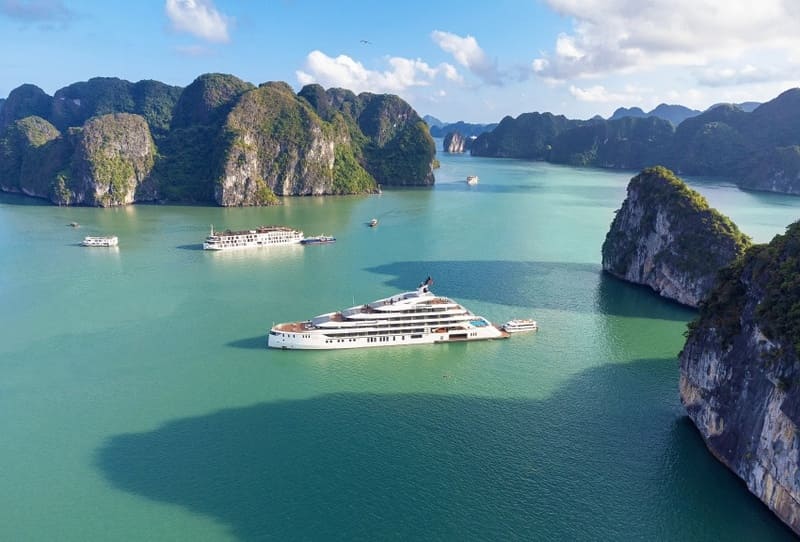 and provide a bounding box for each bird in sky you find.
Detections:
[360,39,371,45]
